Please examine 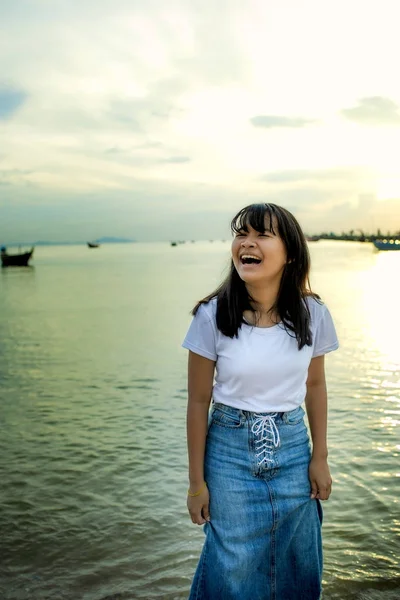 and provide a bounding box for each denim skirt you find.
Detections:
[188,402,323,600]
